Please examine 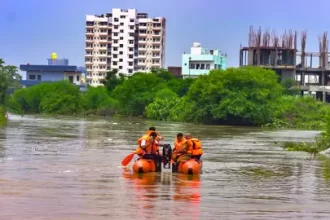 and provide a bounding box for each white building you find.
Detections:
[85,8,166,86]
